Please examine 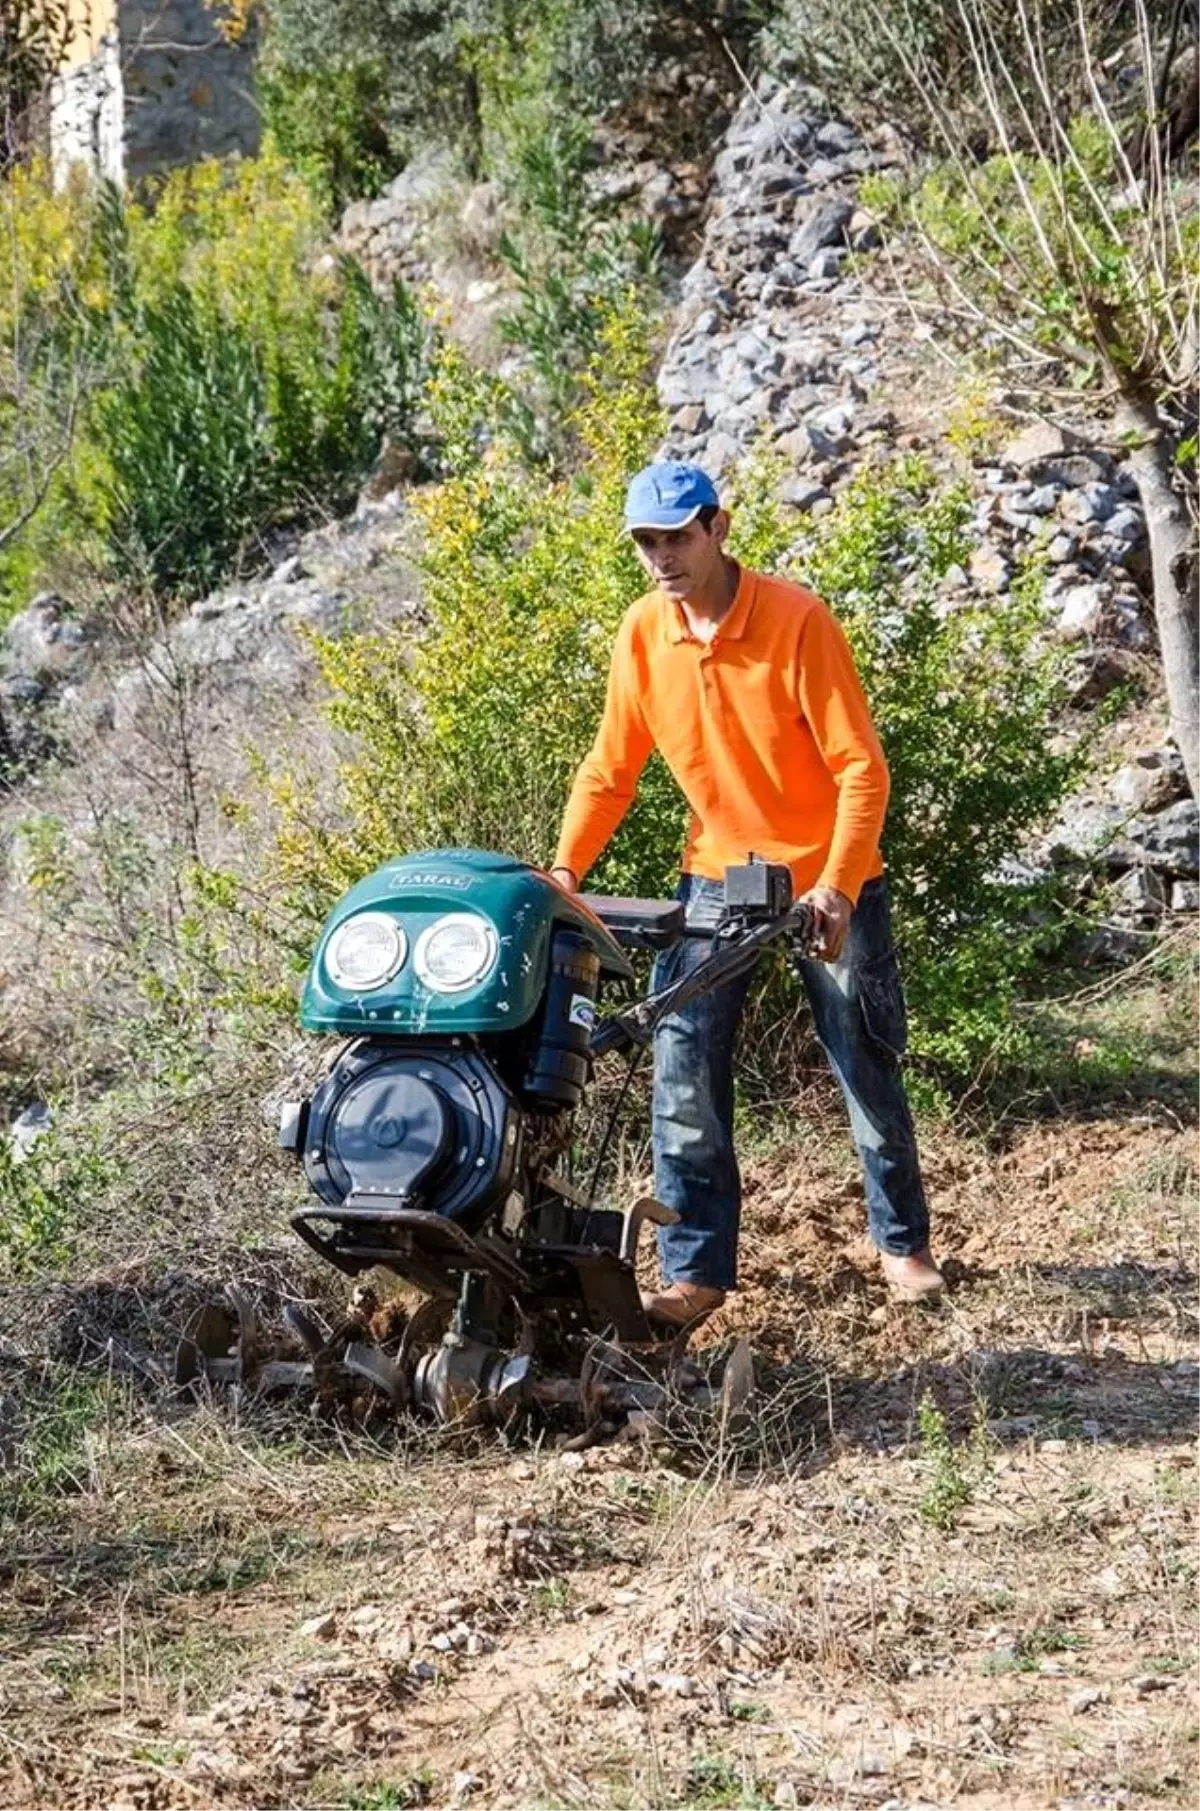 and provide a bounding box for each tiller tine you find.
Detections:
[282,1302,331,1356]
[343,1341,409,1405]
[175,1288,318,1399]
